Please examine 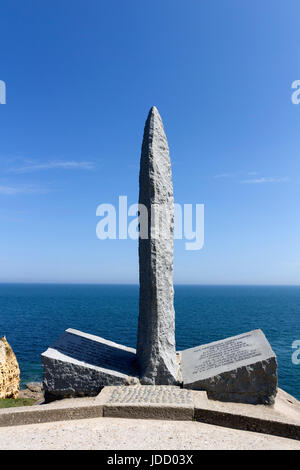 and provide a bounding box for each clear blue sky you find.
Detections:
[0,0,300,284]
